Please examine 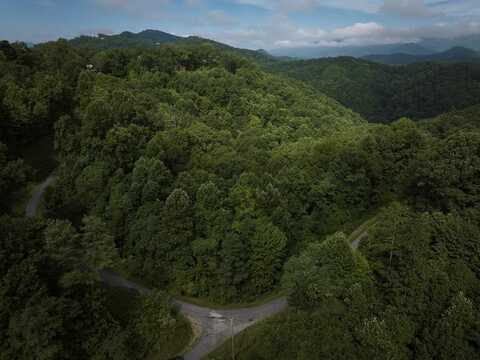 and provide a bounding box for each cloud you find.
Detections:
[430,0,480,17]
[92,0,201,14]
[231,0,480,17]
[201,16,480,49]
[207,10,236,26]
[231,0,381,13]
[331,22,384,39]
[381,0,435,17]
[93,0,172,17]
